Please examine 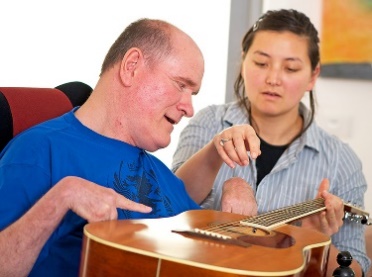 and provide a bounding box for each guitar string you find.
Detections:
[193,199,371,240]
[198,198,325,237]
